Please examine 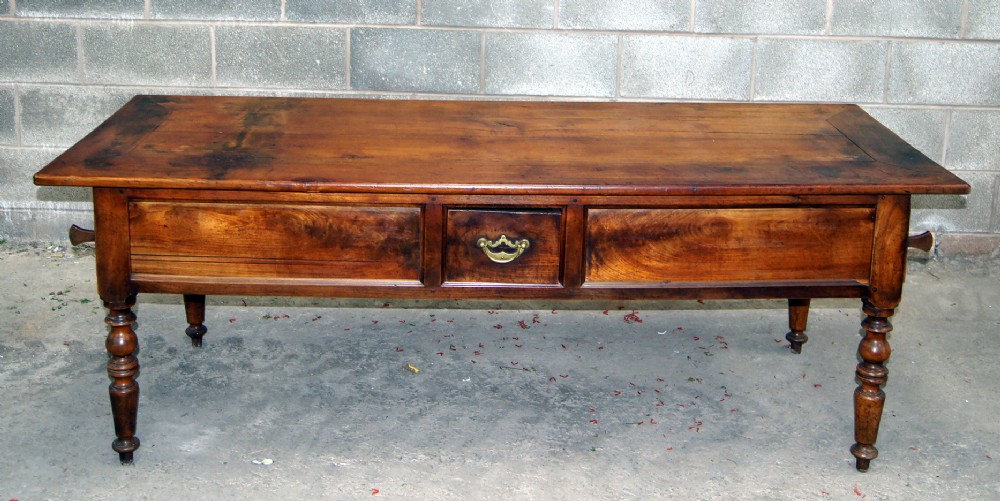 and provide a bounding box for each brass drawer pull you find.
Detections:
[476,234,530,263]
